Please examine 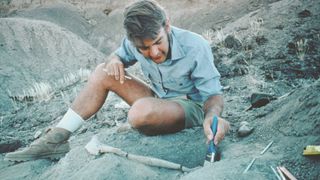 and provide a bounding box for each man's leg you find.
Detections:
[4,63,154,161]
[128,97,205,135]
[128,97,186,135]
[70,63,154,120]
